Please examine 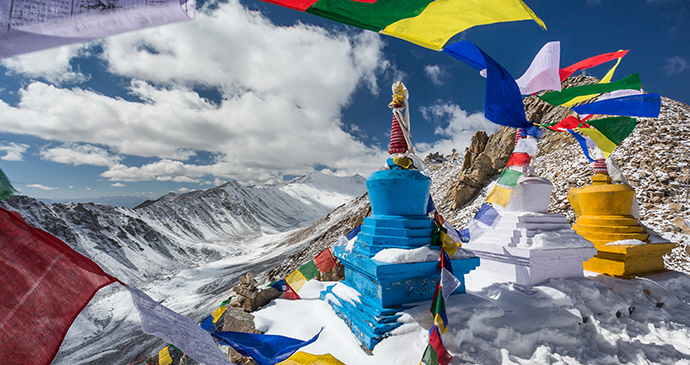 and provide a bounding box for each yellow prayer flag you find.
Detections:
[158,347,173,365]
[277,351,346,365]
[563,55,624,107]
[440,231,458,256]
[381,0,546,51]
[576,127,616,158]
[286,270,307,292]
[435,313,448,334]
[486,185,513,207]
[212,305,227,323]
